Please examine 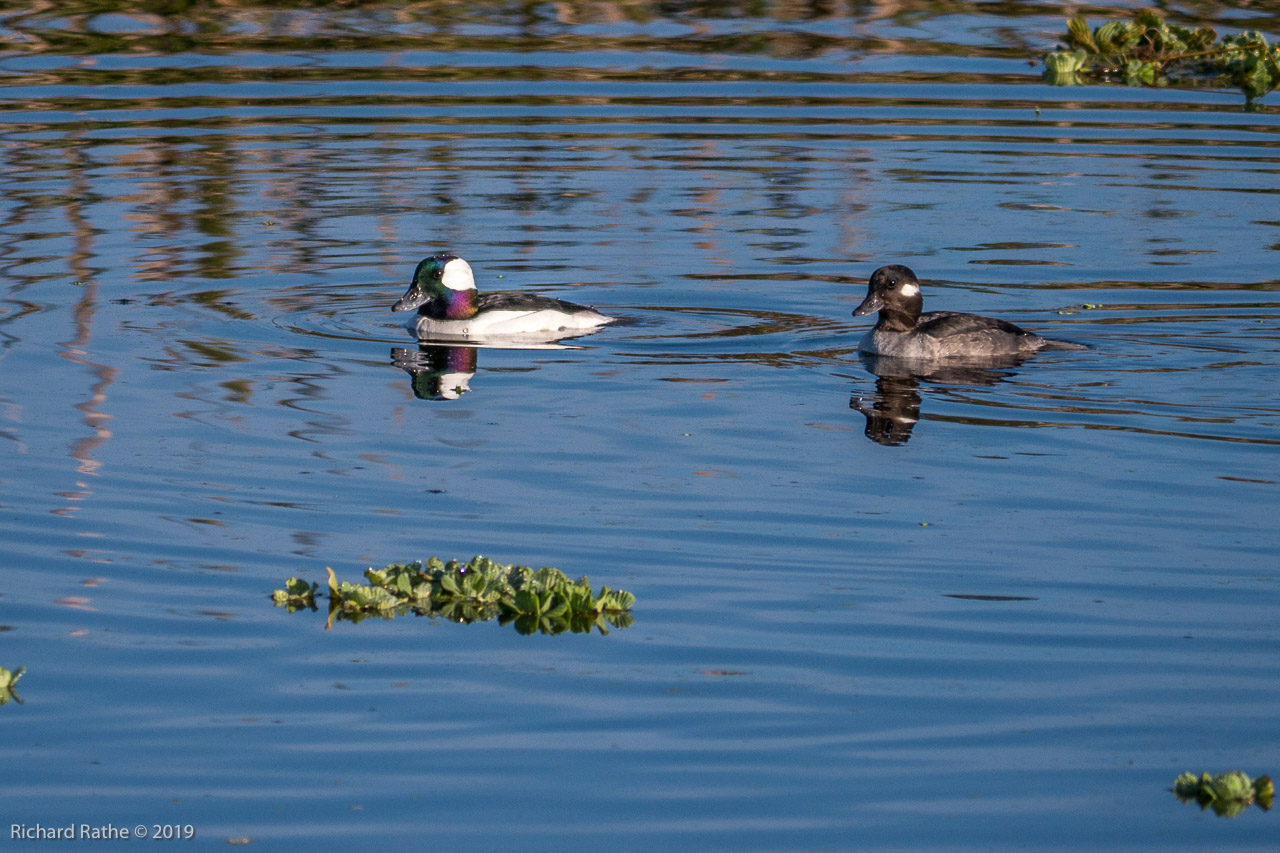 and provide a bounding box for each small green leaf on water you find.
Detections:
[1173,772,1200,797]
[1212,770,1253,801]
[1123,59,1157,87]
[0,666,25,706]
[271,577,318,611]
[1043,49,1088,85]
[1255,775,1274,810]
[1238,53,1274,100]
[1044,49,1087,75]
[514,588,539,614]
[1066,15,1097,53]
[1094,21,1136,55]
